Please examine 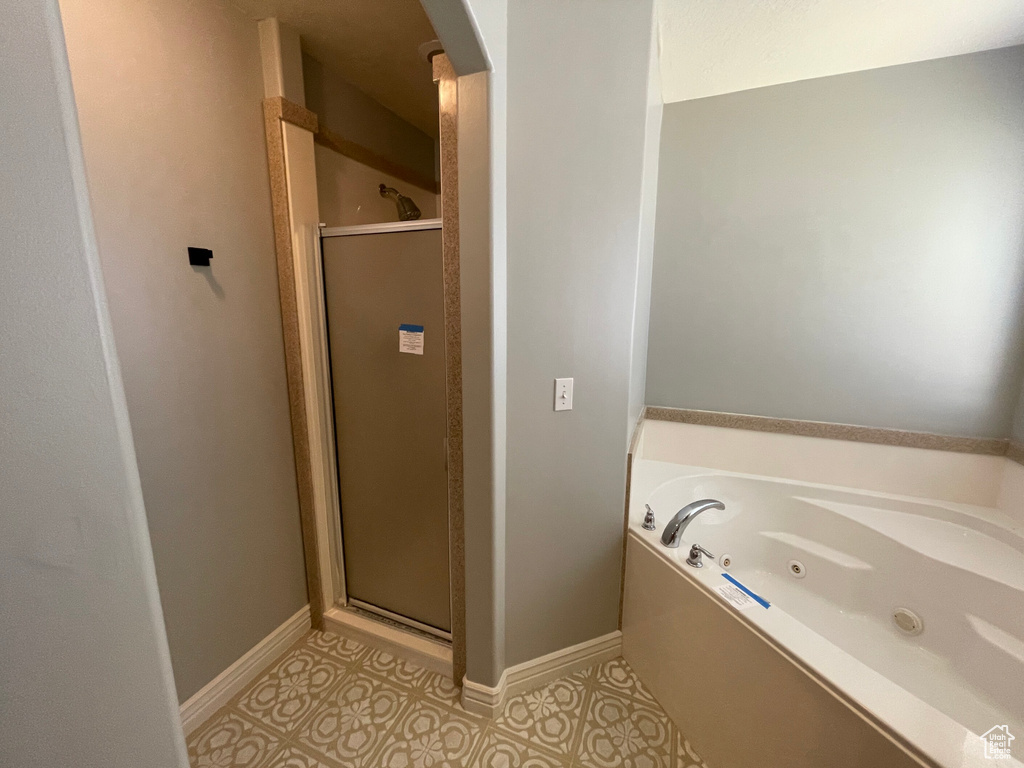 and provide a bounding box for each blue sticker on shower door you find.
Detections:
[399,324,424,355]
